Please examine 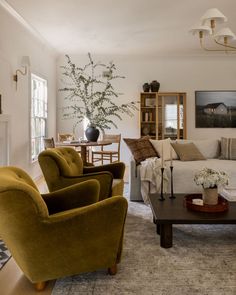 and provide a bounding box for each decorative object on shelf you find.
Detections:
[13,56,31,90]
[142,83,150,92]
[85,126,100,142]
[189,8,236,53]
[194,167,229,205]
[145,98,156,107]
[150,80,160,92]
[184,194,228,213]
[60,53,138,141]
[141,126,150,136]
